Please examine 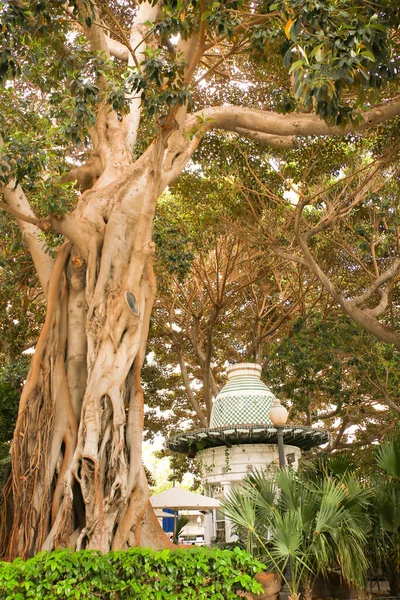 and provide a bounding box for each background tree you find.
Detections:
[230,131,400,346]
[148,130,400,457]
[269,316,400,449]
